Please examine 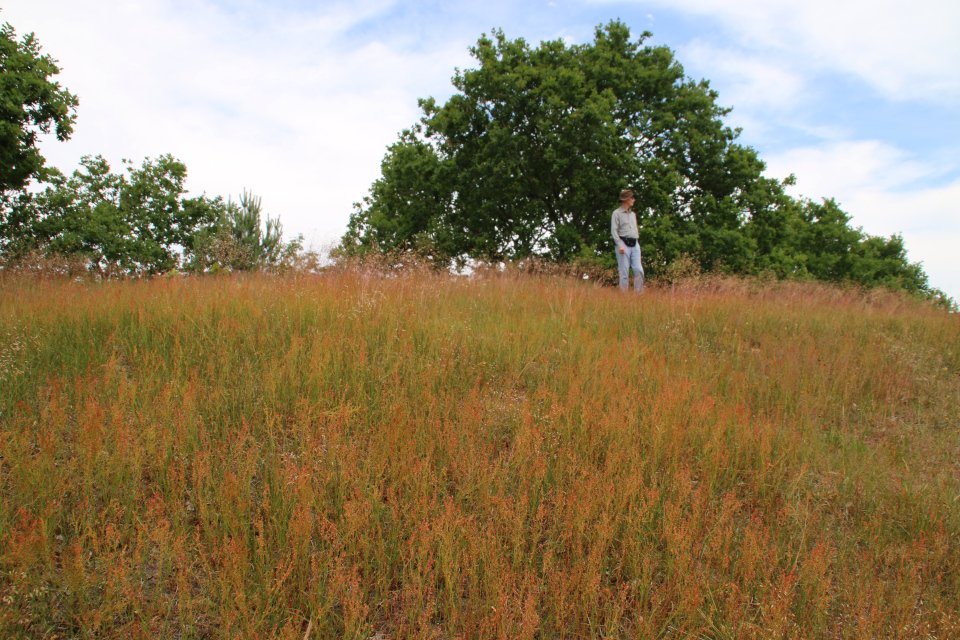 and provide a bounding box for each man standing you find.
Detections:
[611,189,644,292]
